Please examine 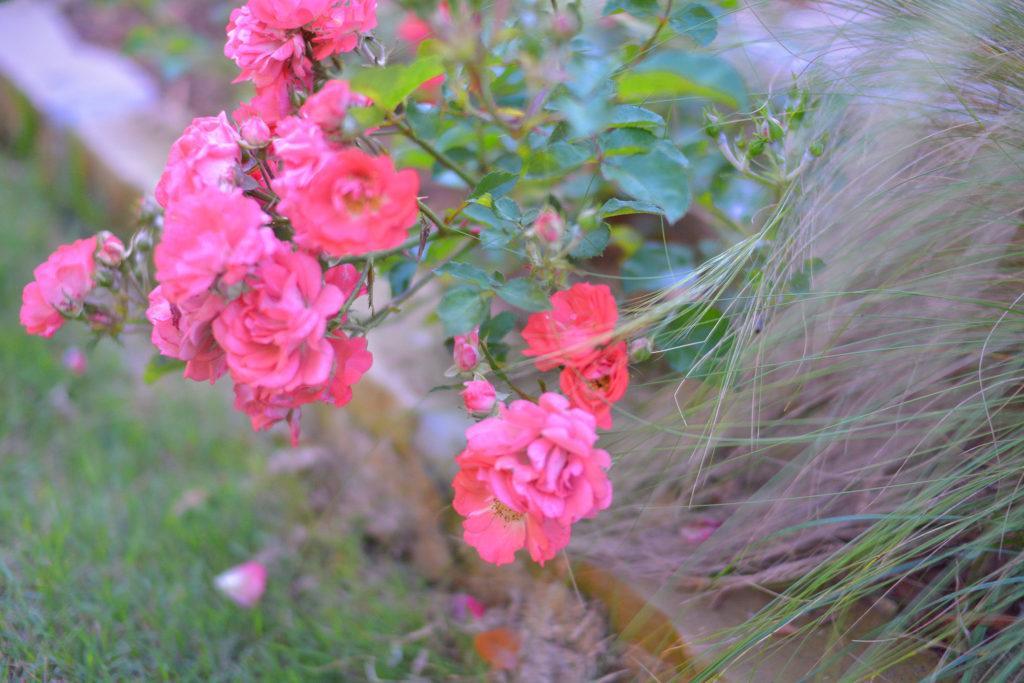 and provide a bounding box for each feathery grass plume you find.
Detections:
[580,0,1024,678]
